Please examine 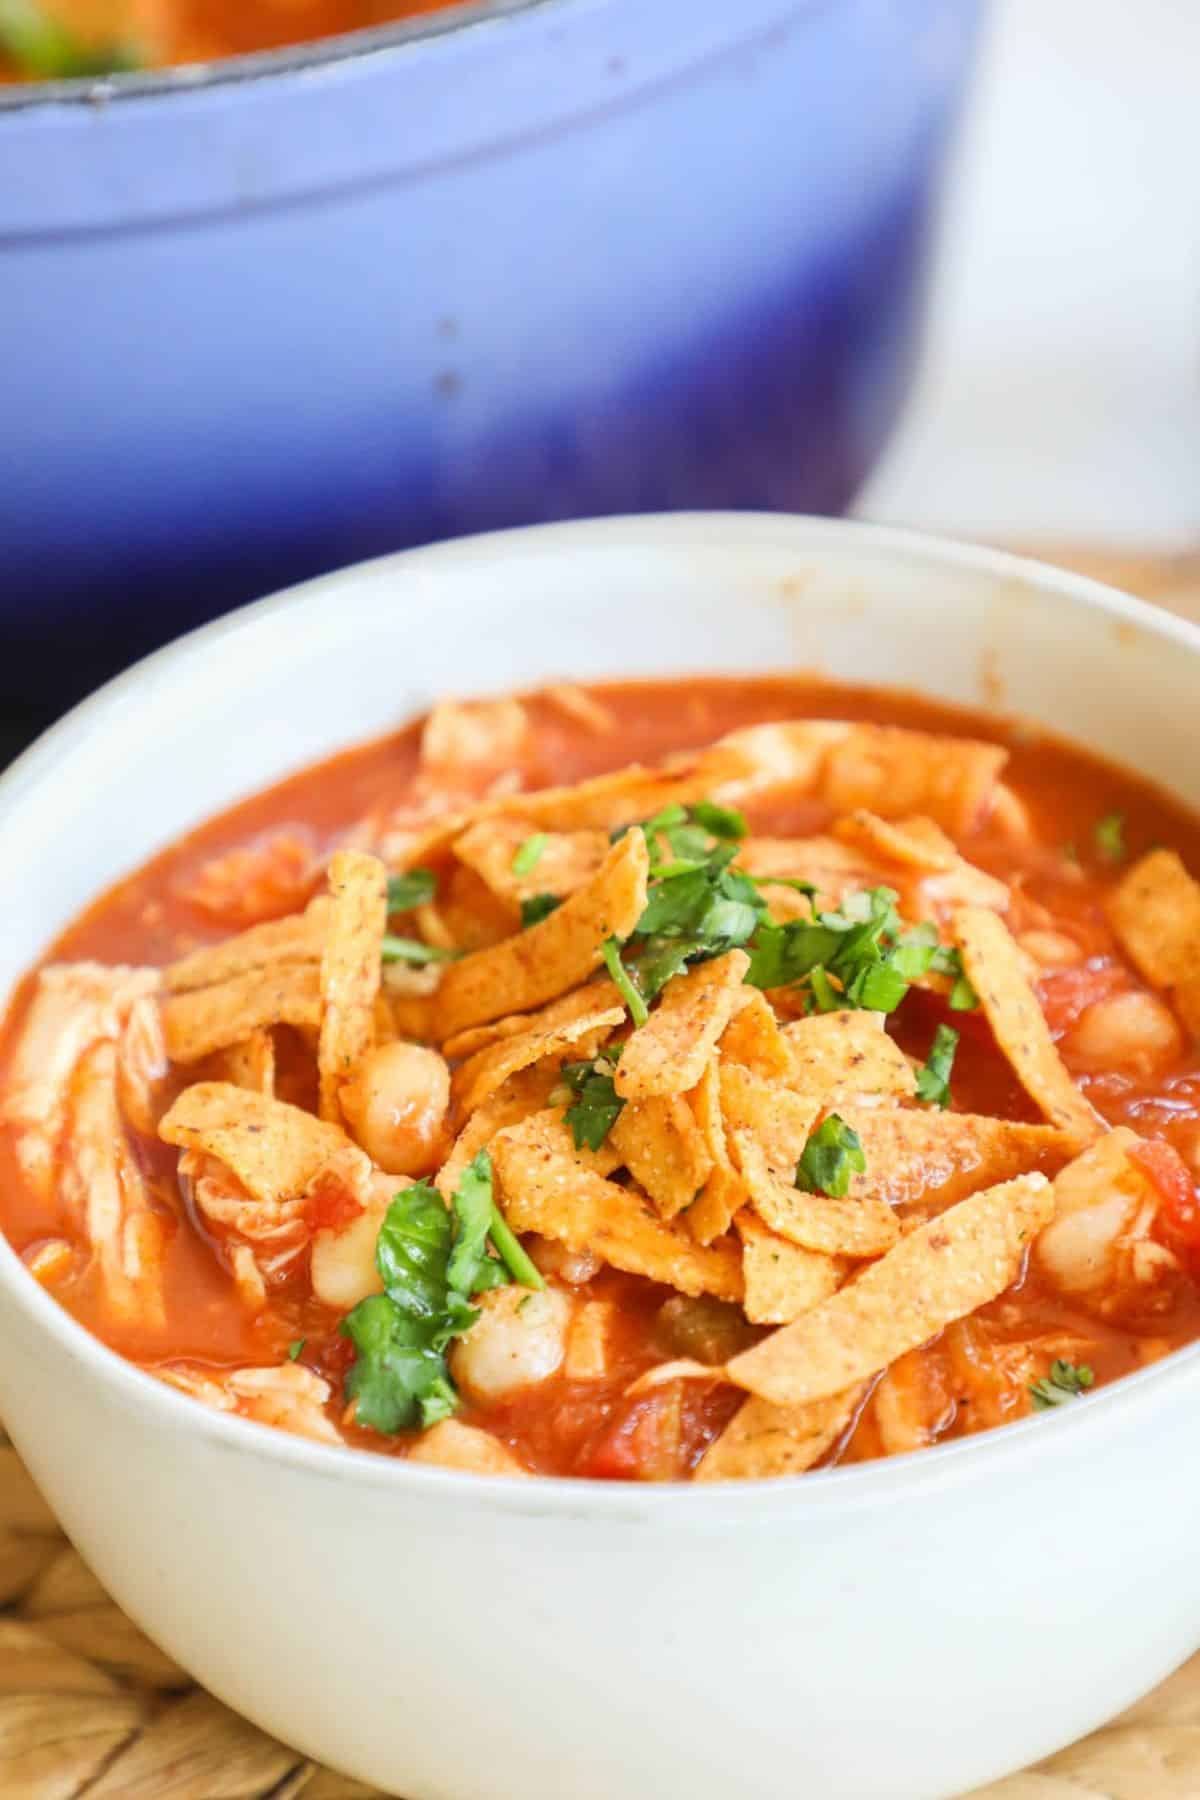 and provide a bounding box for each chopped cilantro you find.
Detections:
[1030,1359,1095,1410]
[795,1113,866,1198]
[512,833,548,876]
[341,1152,538,1435]
[561,1049,626,1151]
[386,868,436,913]
[1094,812,1126,862]
[0,0,140,76]
[286,1338,306,1362]
[689,801,748,841]
[602,937,650,1028]
[520,892,561,928]
[916,1023,959,1108]
[381,935,457,965]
